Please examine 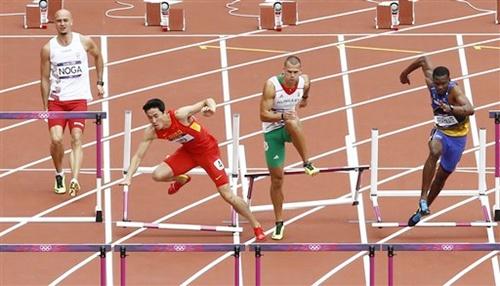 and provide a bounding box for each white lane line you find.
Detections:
[100,35,114,286]
[338,34,370,286]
